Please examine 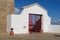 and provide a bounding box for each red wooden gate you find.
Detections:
[29,14,42,34]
